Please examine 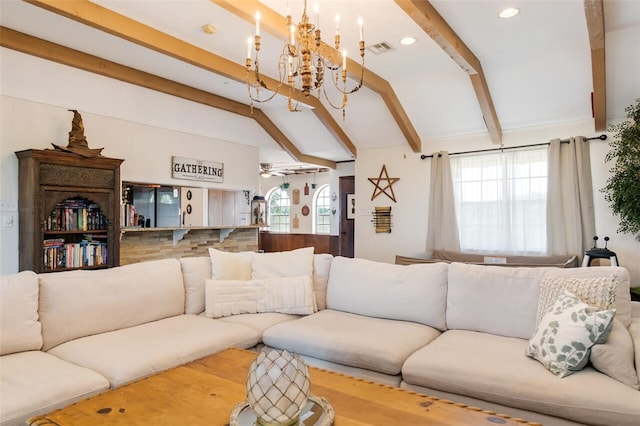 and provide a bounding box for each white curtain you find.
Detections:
[450,147,548,254]
[426,152,460,252]
[546,137,596,258]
